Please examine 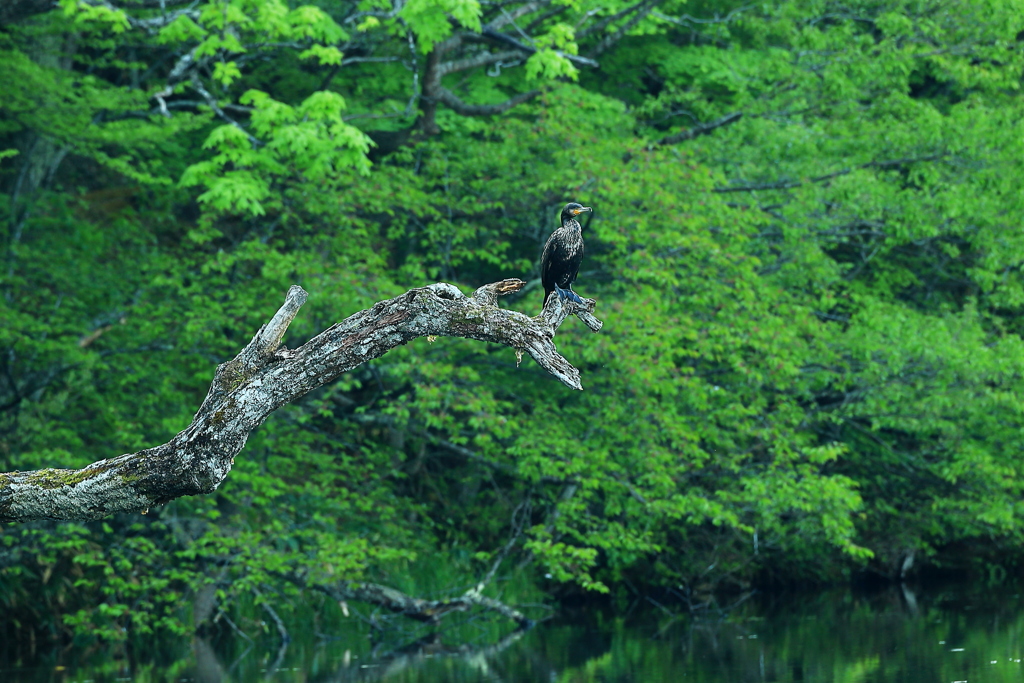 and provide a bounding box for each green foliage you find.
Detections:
[180,89,371,216]
[3,0,1024,648]
[401,0,483,51]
